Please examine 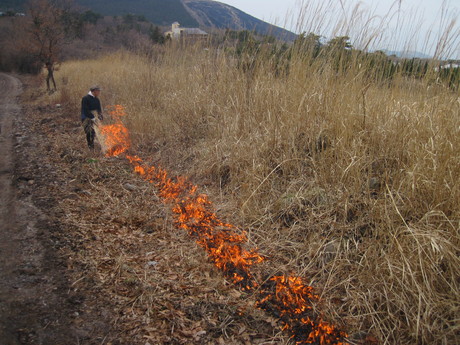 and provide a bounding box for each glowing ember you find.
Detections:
[103,106,349,344]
